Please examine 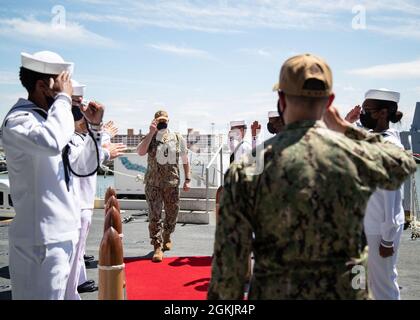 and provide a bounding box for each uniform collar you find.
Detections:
[283,119,325,131]
[16,98,34,107]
